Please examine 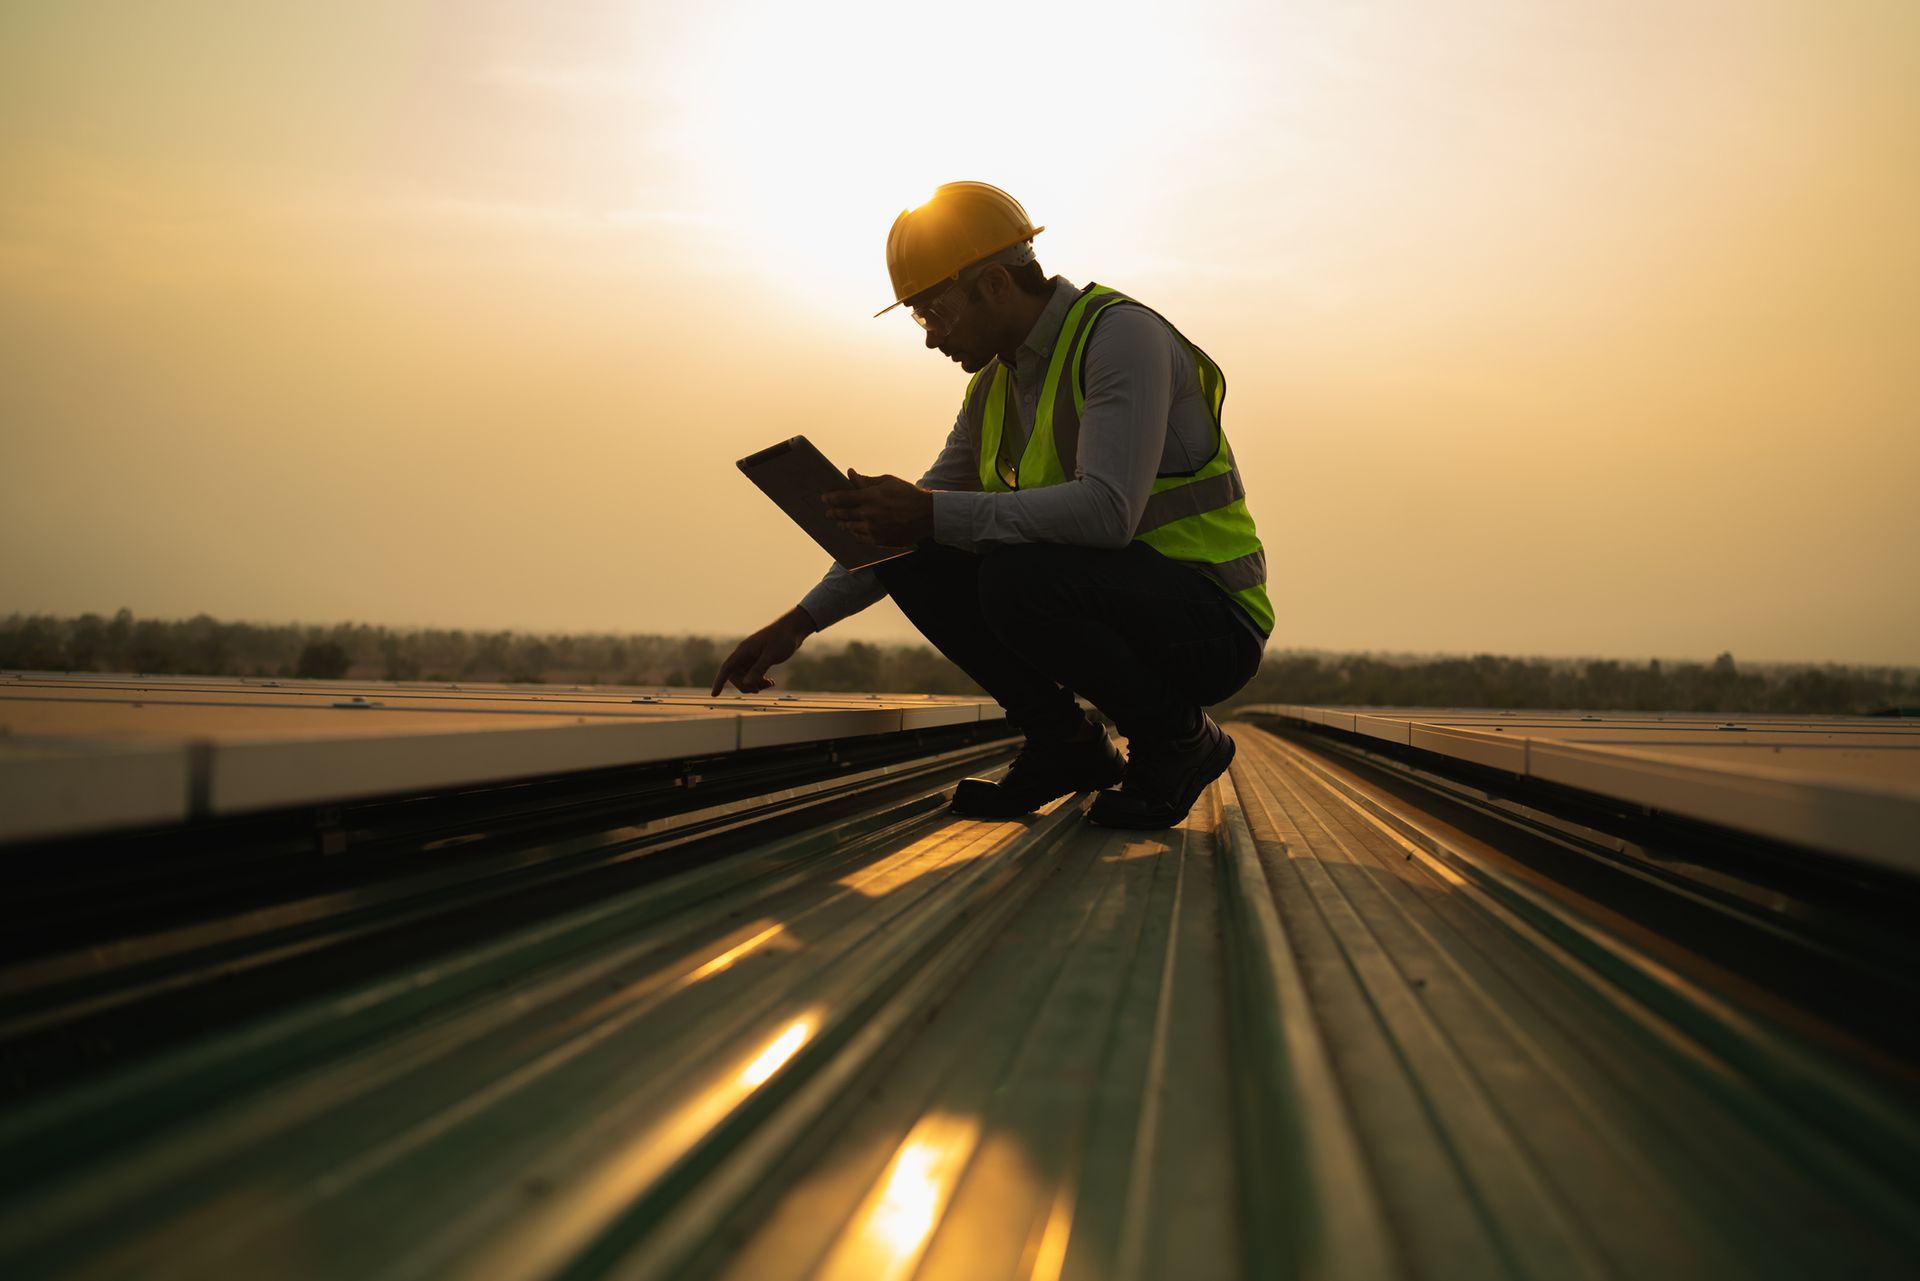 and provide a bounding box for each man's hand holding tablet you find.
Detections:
[821,470,934,547]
